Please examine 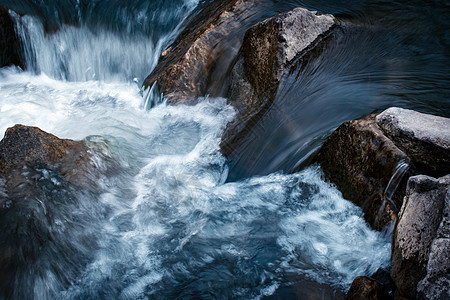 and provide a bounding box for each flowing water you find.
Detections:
[0,0,447,299]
